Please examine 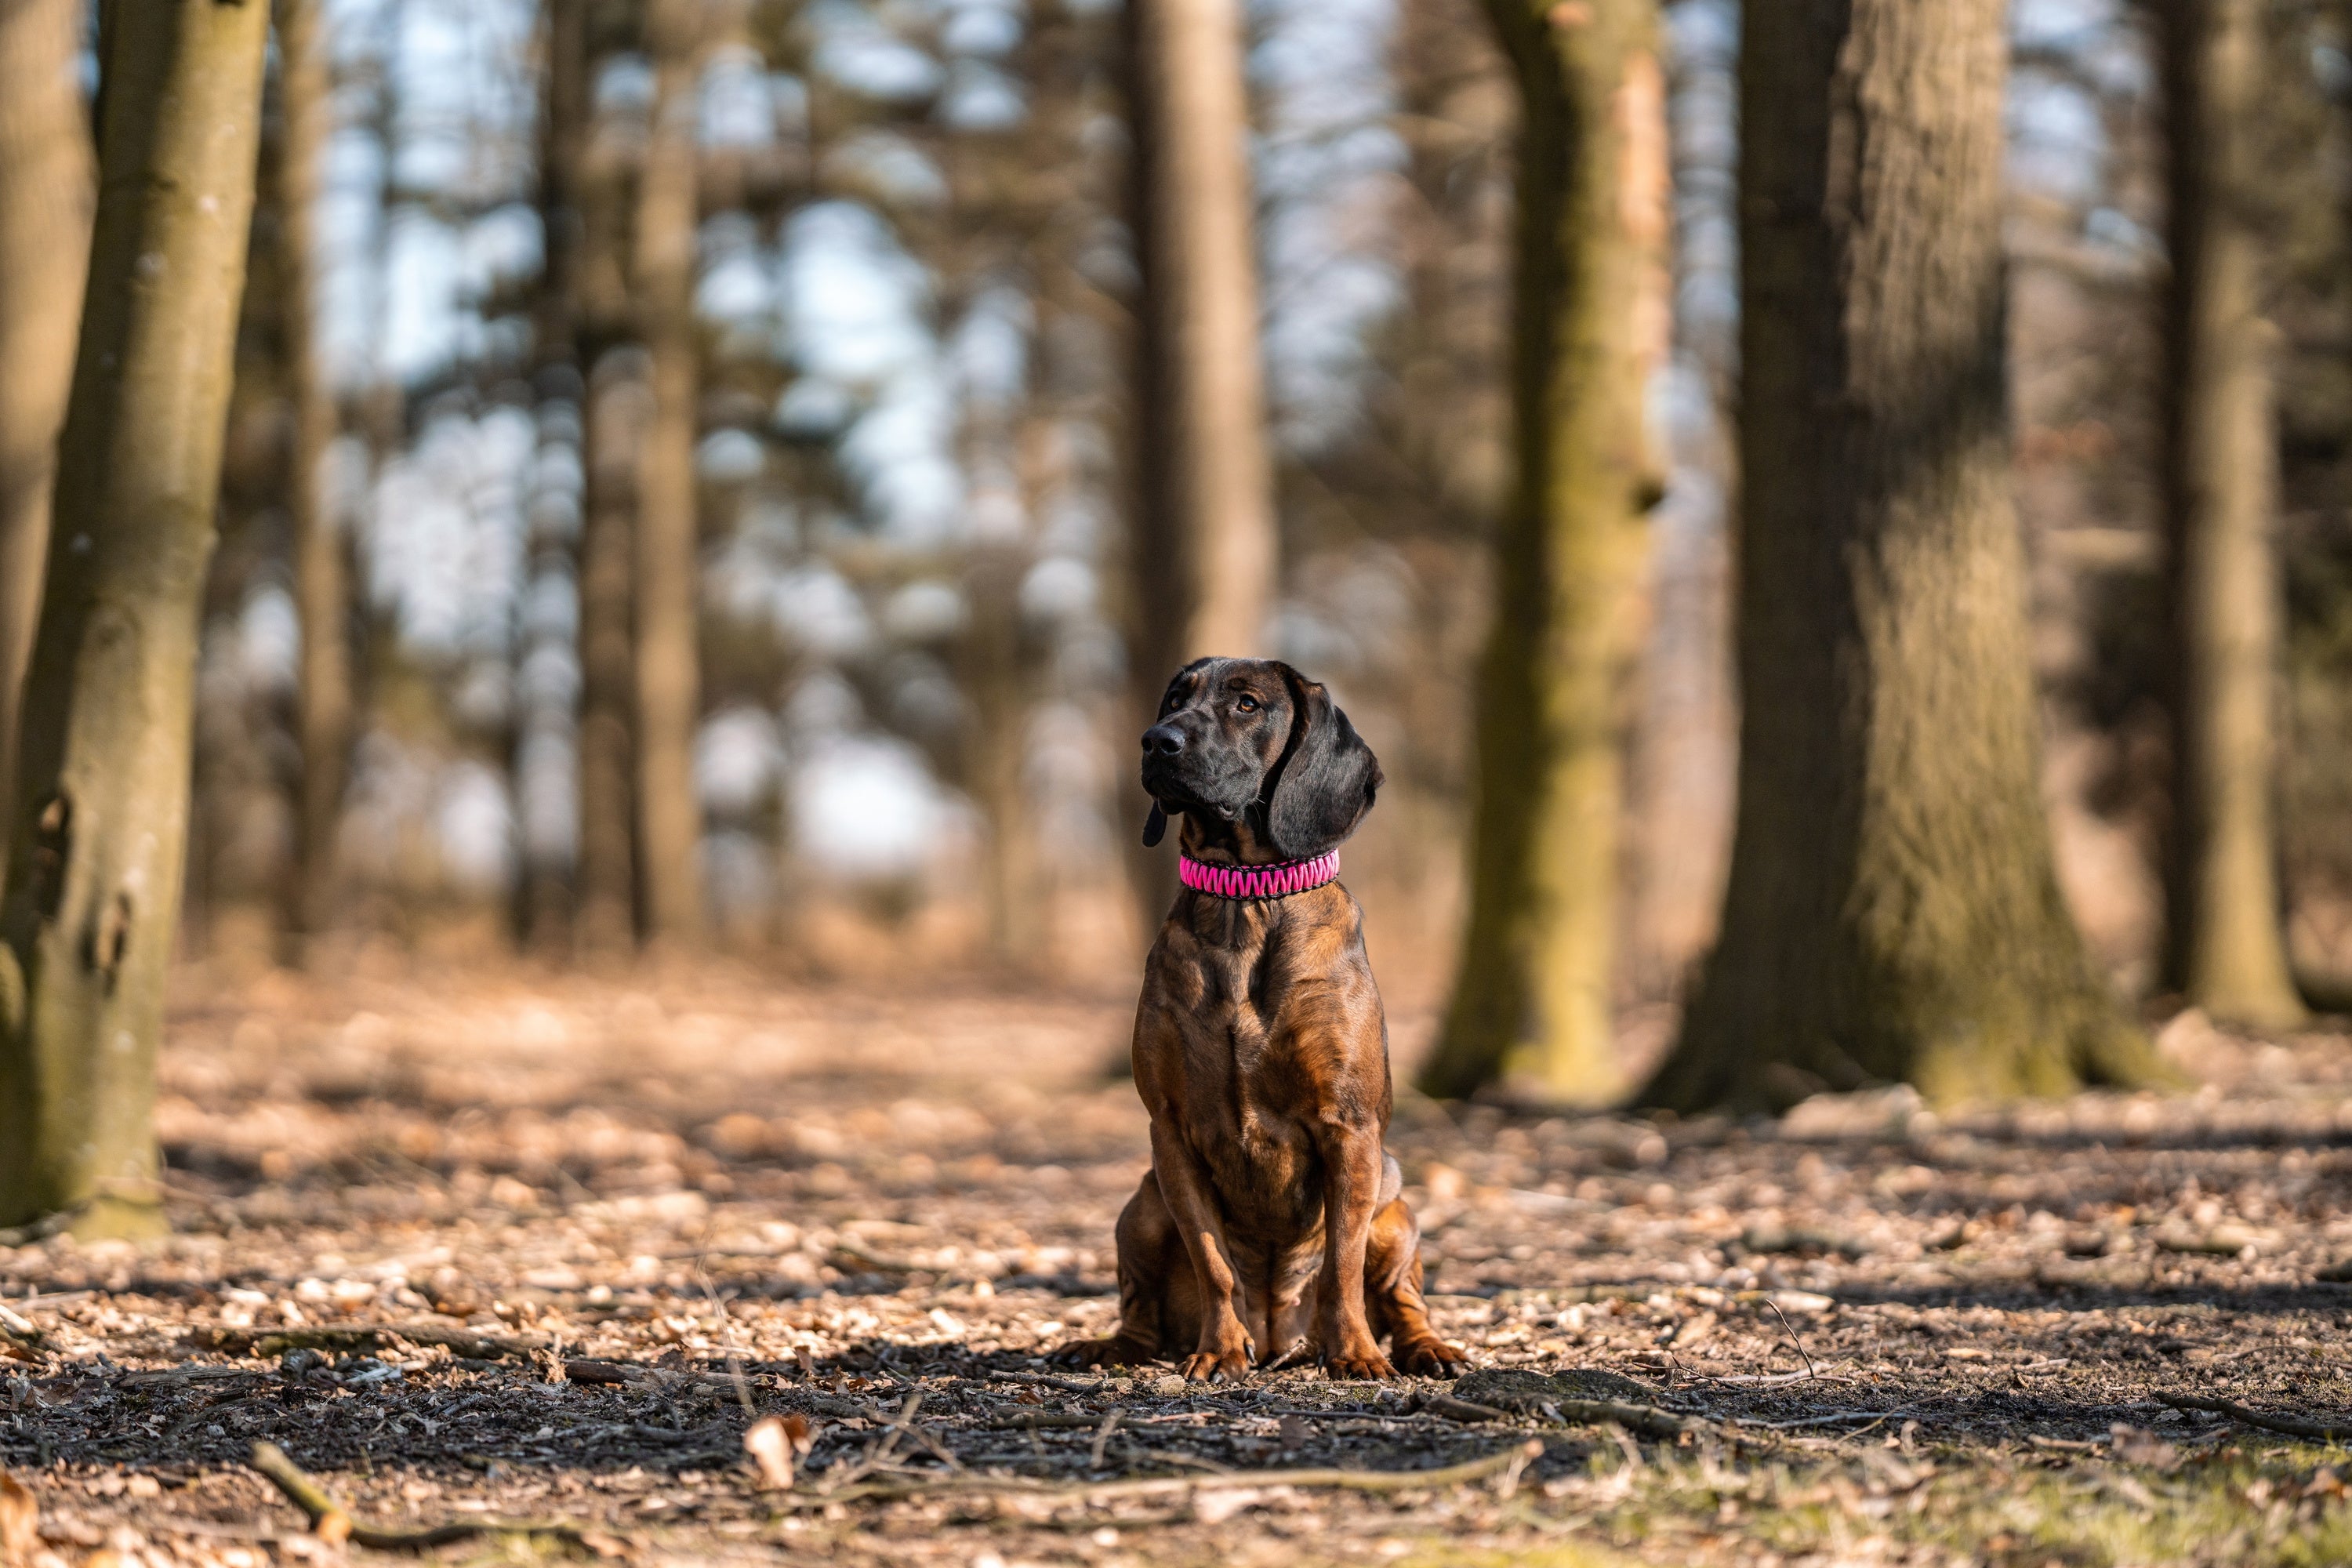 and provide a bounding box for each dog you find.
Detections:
[1069,658,1463,1381]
